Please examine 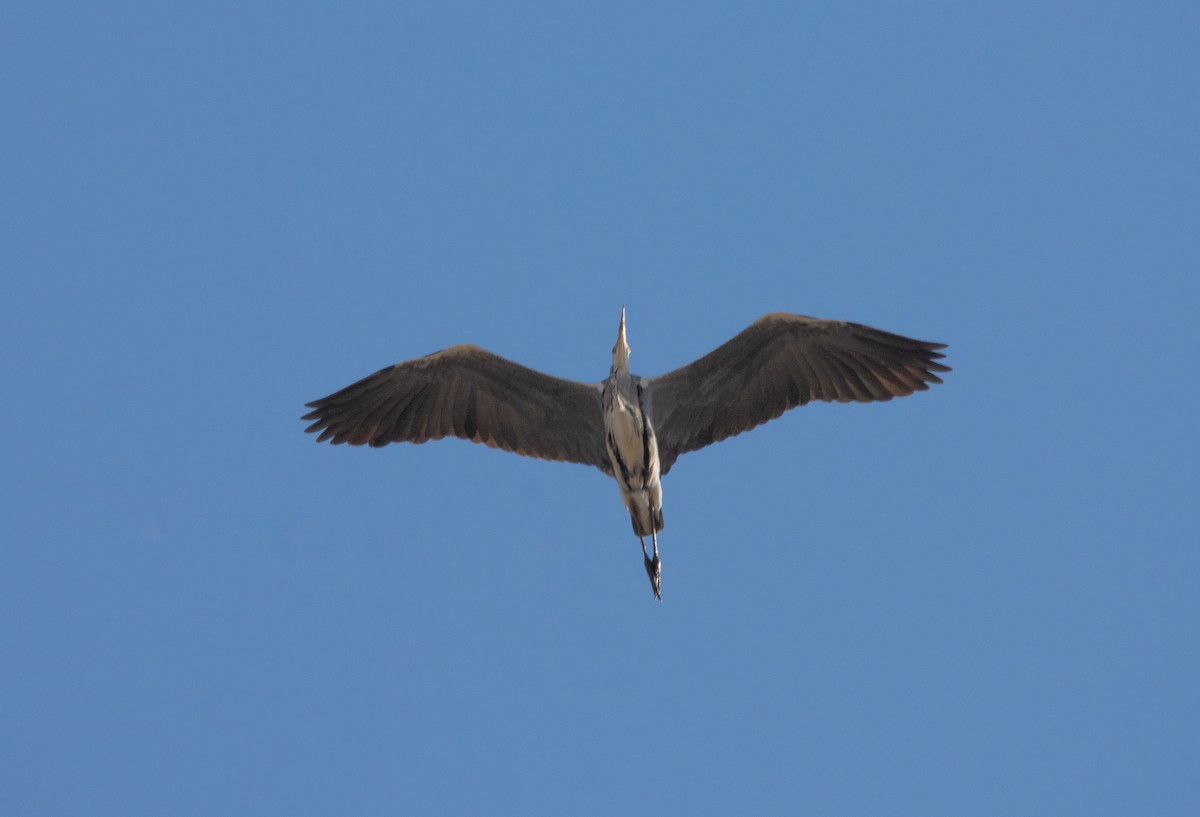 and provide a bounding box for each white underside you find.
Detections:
[605,389,663,537]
